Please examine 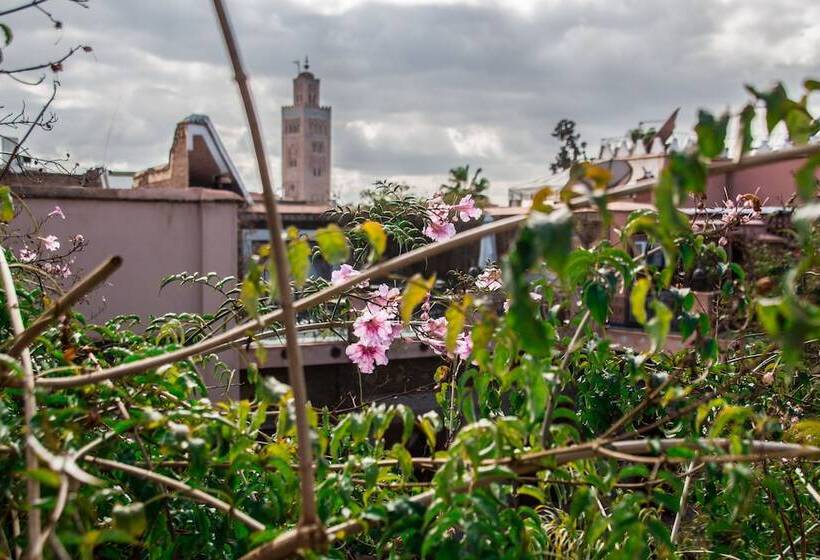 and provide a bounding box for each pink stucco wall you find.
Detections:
[704,158,815,207]
[10,186,241,324]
